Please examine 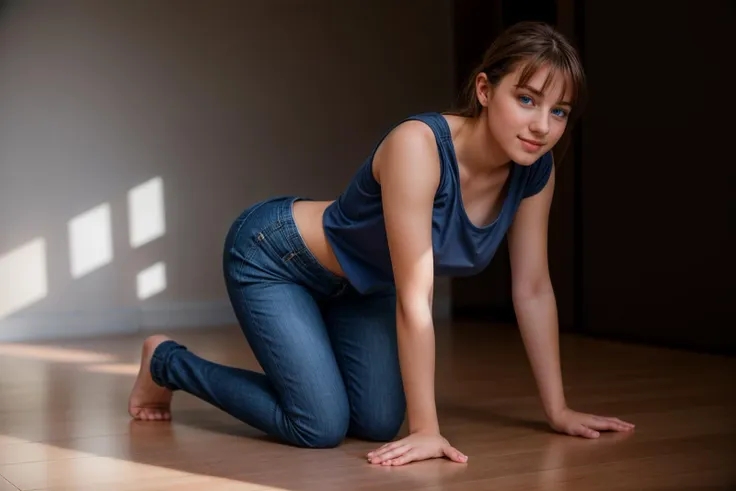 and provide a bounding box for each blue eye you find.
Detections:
[552,108,569,118]
[519,95,533,105]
